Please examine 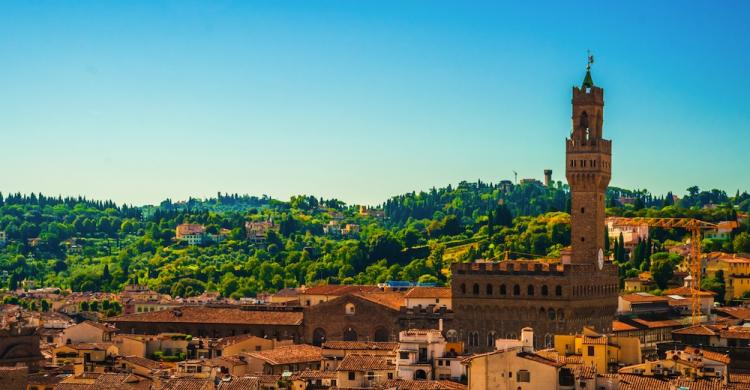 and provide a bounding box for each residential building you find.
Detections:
[553,327,641,374]
[215,333,290,357]
[246,220,275,243]
[462,328,574,390]
[619,347,729,384]
[404,287,452,310]
[612,317,683,356]
[52,342,118,370]
[58,321,116,346]
[109,306,304,340]
[623,276,654,293]
[335,354,396,388]
[298,285,382,307]
[244,344,322,375]
[606,217,649,249]
[175,224,207,245]
[397,329,464,381]
[115,333,190,359]
[321,340,398,371]
[617,293,670,314]
[705,221,739,241]
[290,370,337,390]
[704,252,750,302]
